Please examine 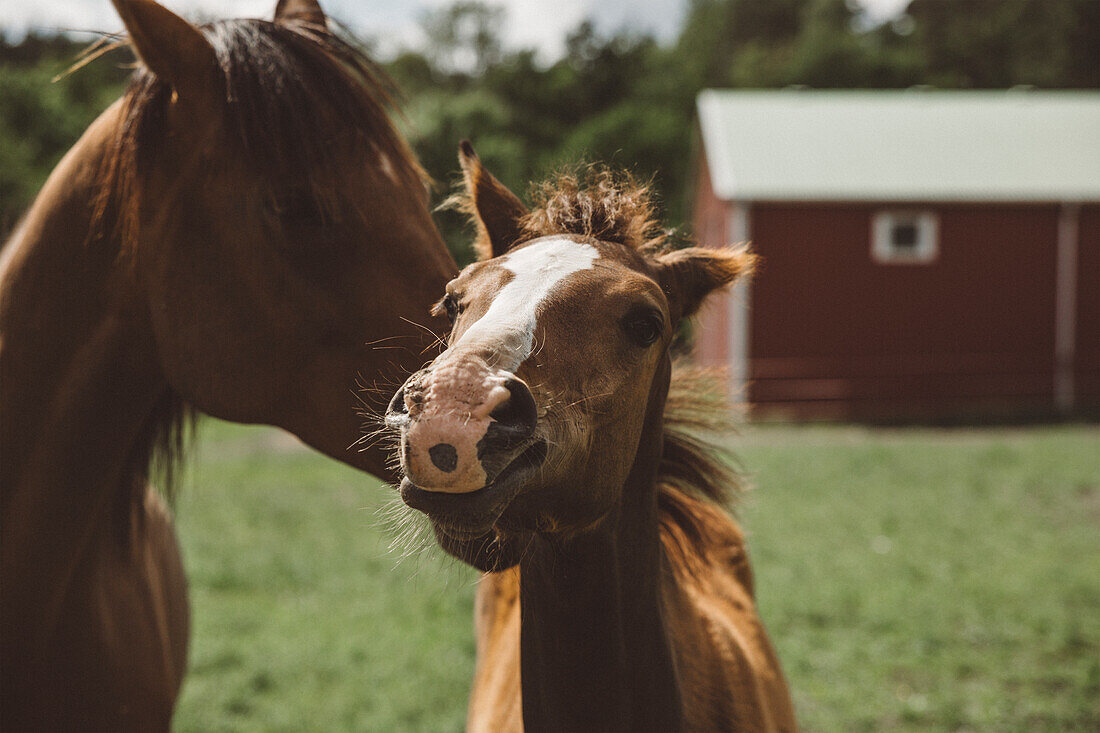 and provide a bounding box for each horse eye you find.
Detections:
[442,294,459,323]
[268,190,326,226]
[623,310,663,347]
